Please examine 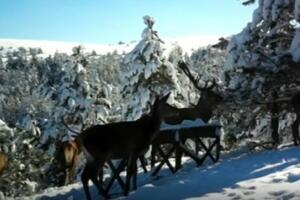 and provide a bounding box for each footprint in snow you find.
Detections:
[243,191,255,196]
[281,193,295,200]
[286,173,300,183]
[245,186,256,190]
[268,190,287,197]
[231,195,242,200]
[270,178,284,183]
[227,192,236,197]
